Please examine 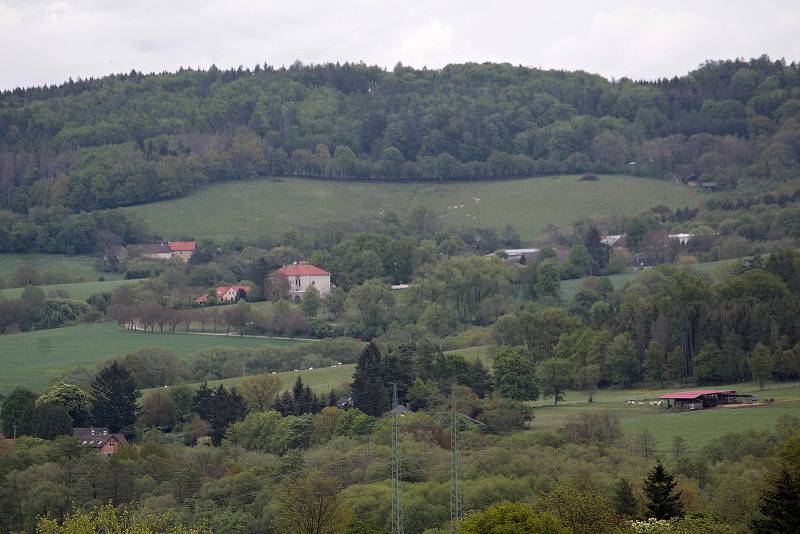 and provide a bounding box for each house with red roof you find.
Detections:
[140,241,196,262]
[271,261,331,298]
[197,284,251,304]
